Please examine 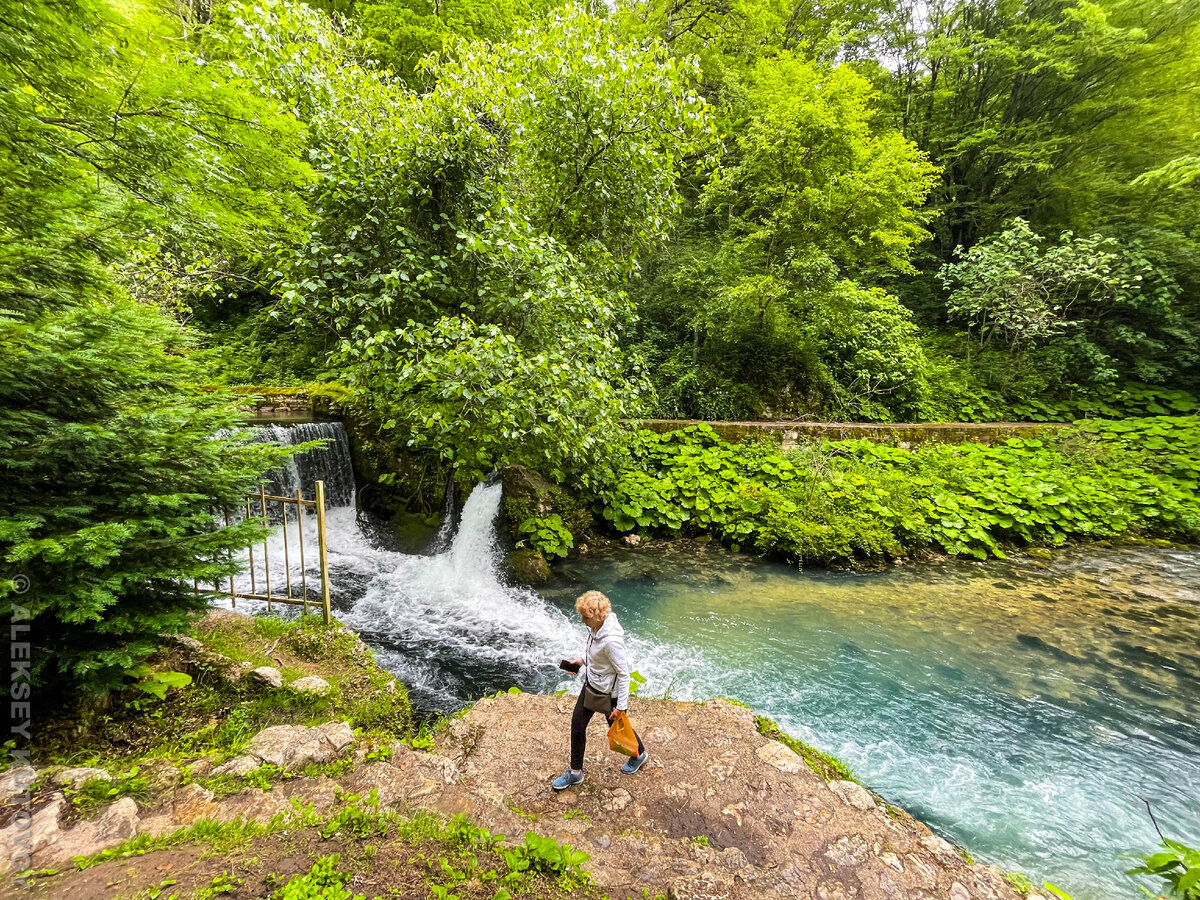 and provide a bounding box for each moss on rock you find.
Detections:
[509,547,552,585]
[753,713,855,782]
